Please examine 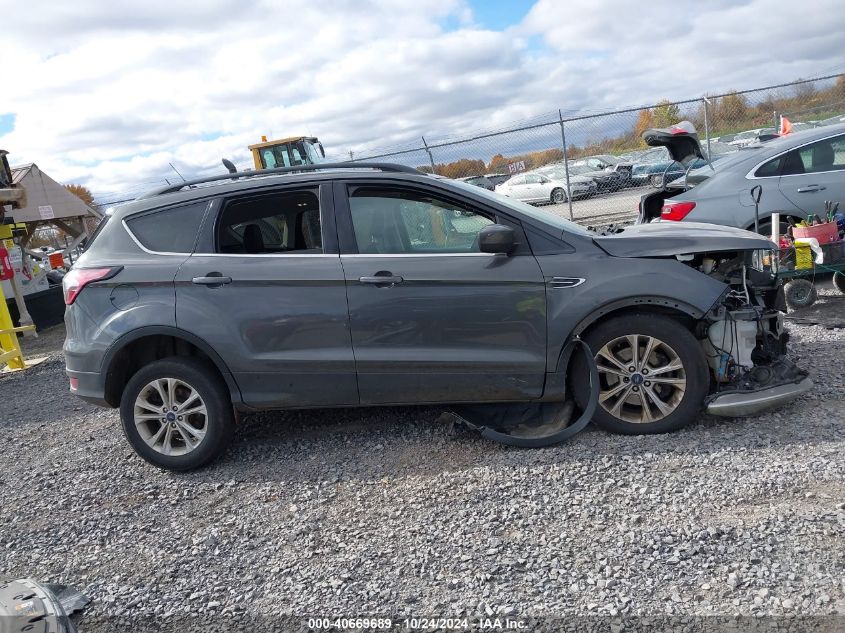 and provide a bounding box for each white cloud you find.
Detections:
[0,0,842,200]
